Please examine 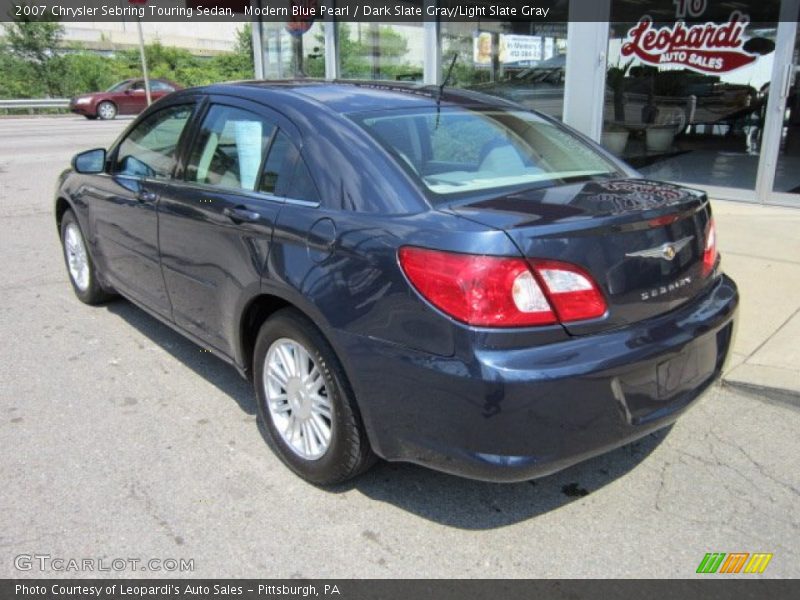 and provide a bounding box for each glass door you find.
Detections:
[756,1,800,204]
[602,15,780,198]
[768,24,800,203]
